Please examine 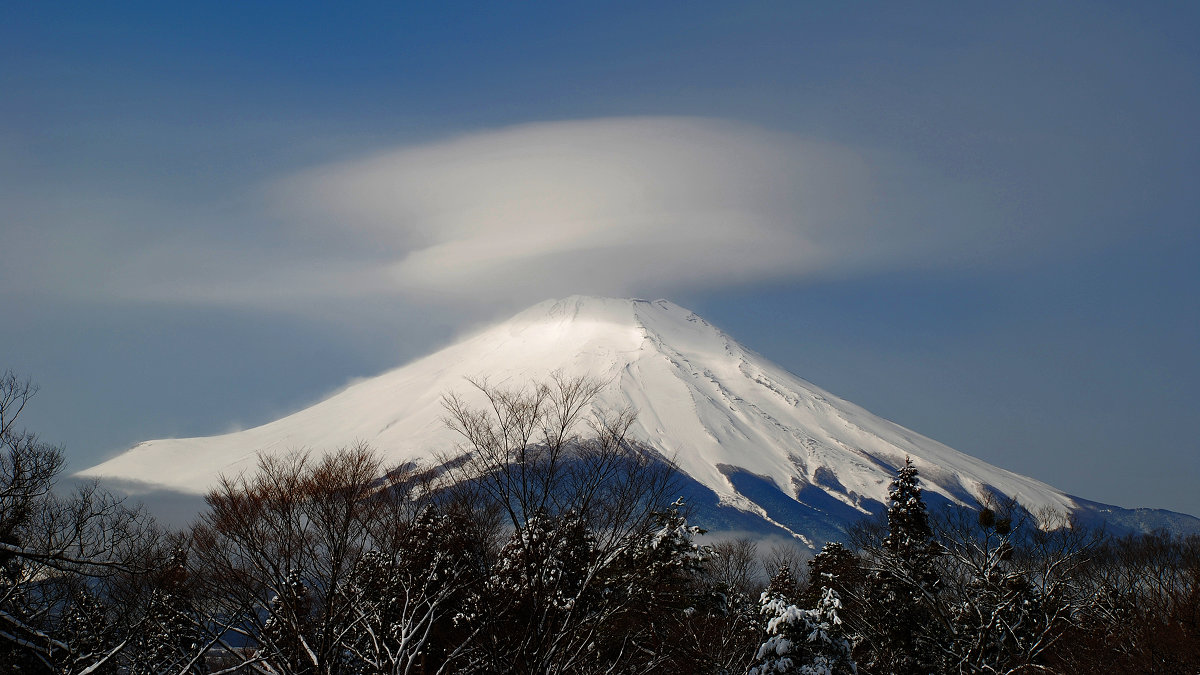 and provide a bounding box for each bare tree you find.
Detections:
[1053,529,1200,673]
[189,444,487,675]
[707,537,760,597]
[440,373,695,673]
[0,370,160,673]
[761,539,810,584]
[930,501,1101,674]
